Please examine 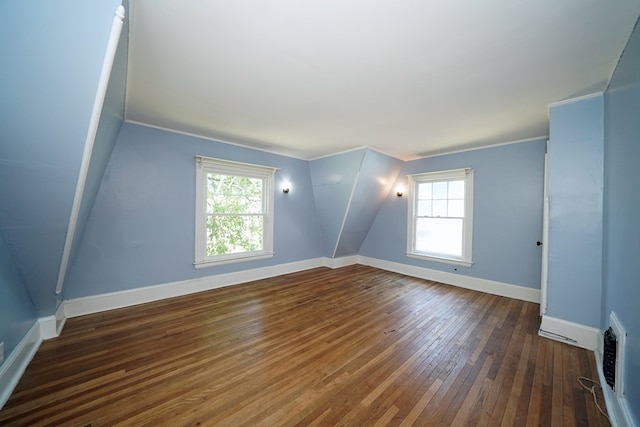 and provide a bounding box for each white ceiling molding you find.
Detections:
[125,0,640,160]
